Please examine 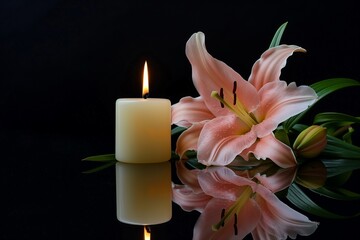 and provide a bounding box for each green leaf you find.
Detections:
[186,158,206,170]
[322,159,360,177]
[326,171,352,186]
[343,127,355,143]
[269,22,288,48]
[287,183,357,219]
[185,150,197,158]
[274,128,290,145]
[82,161,116,174]
[82,154,116,162]
[311,78,360,100]
[322,135,360,159]
[314,112,358,140]
[283,78,360,131]
[311,186,360,201]
[171,151,180,160]
[291,124,308,132]
[314,112,360,125]
[172,126,187,135]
